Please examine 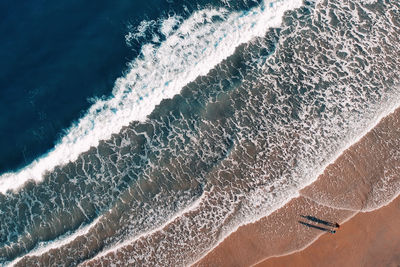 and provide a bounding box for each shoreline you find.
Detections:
[256,193,400,267]
[194,195,357,267]
[254,208,359,262]
[194,106,400,267]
